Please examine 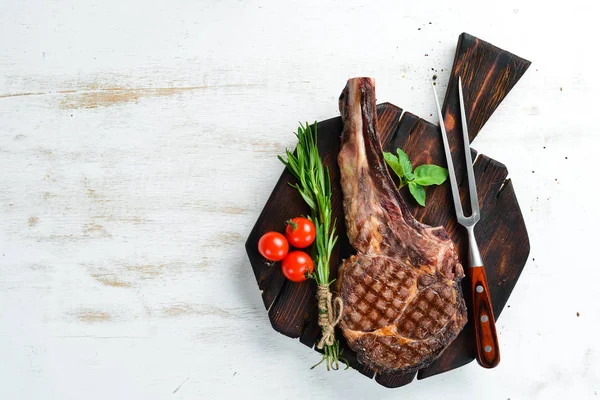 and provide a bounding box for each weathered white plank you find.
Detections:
[1,0,599,399]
